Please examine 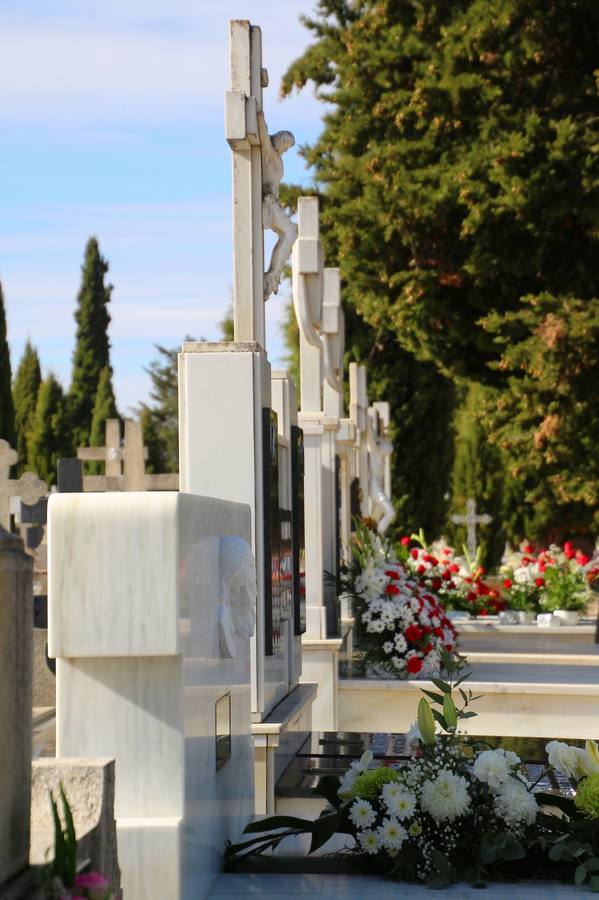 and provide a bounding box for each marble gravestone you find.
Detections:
[48,491,255,900]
